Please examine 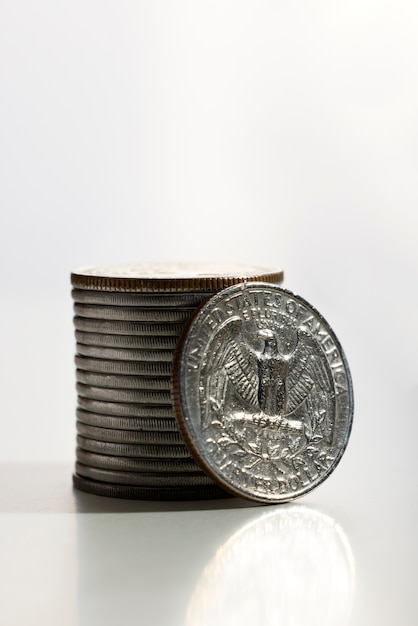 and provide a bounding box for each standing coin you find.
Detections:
[72,289,214,307]
[172,282,354,504]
